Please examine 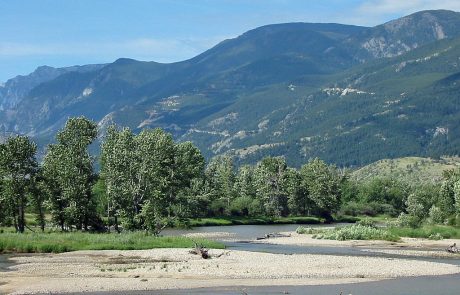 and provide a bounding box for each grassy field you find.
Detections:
[0,232,224,254]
